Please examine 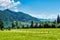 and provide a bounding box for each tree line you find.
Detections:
[0,15,60,30]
